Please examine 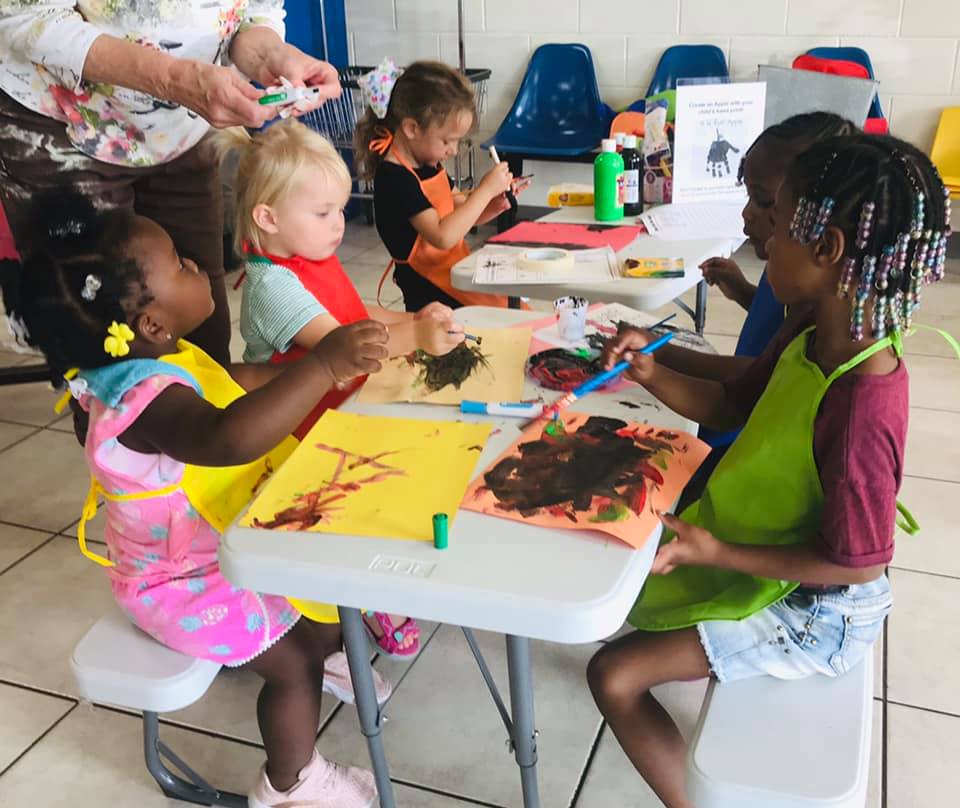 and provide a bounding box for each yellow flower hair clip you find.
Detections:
[104,321,135,358]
